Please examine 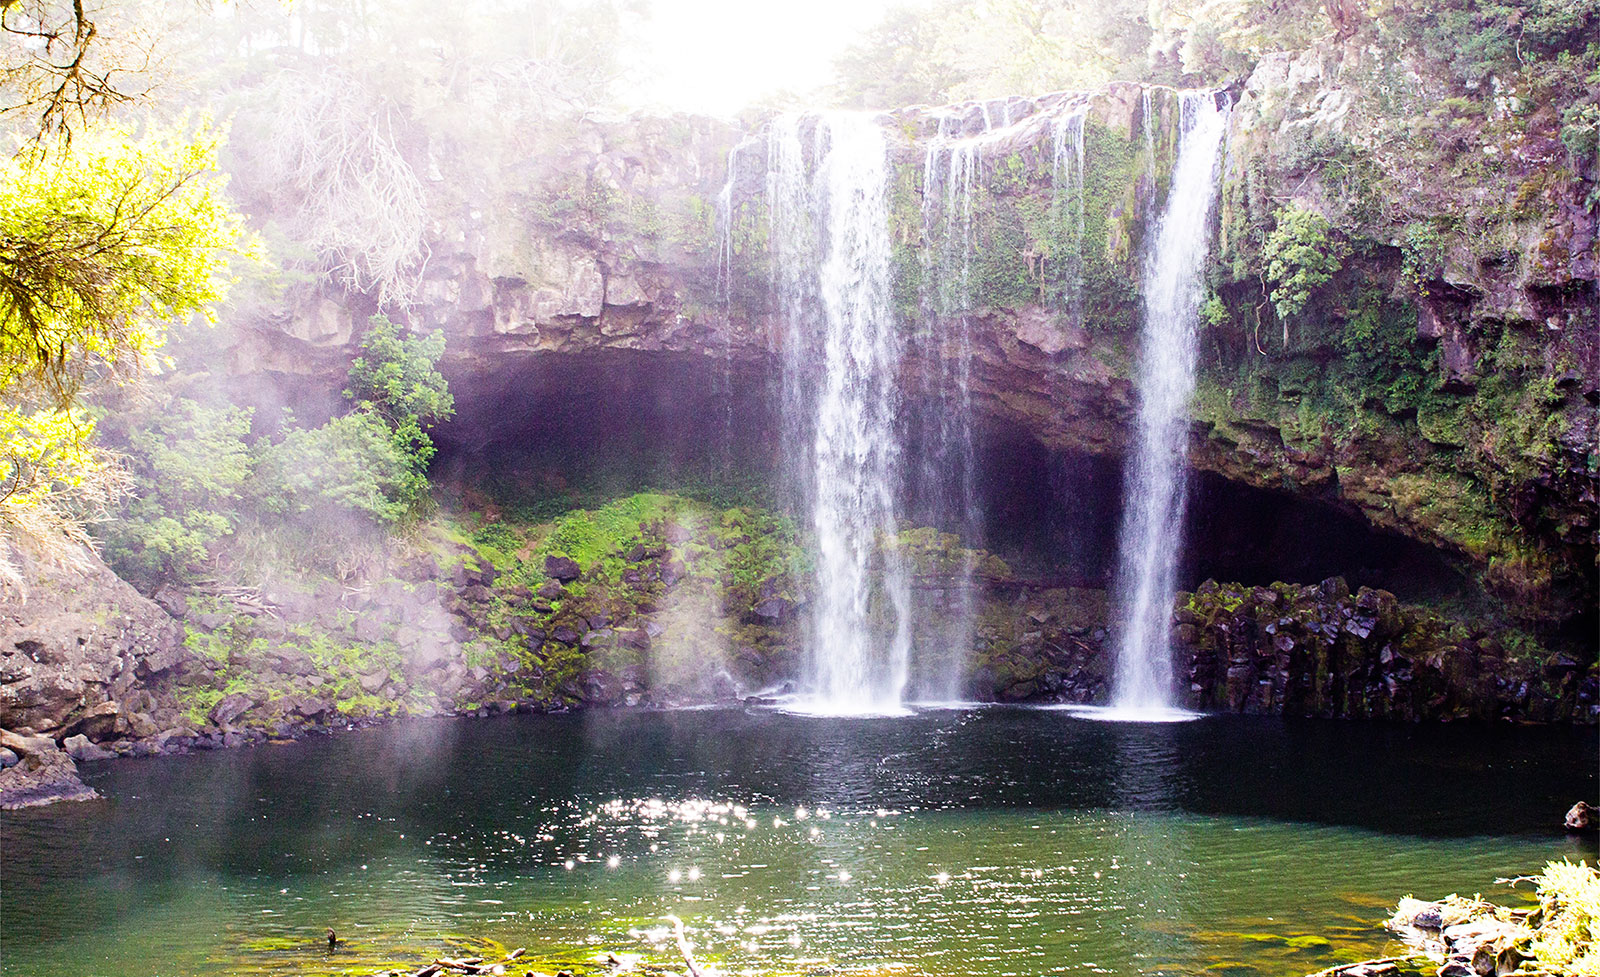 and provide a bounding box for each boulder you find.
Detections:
[536,580,565,600]
[0,729,98,809]
[266,647,317,677]
[0,538,184,736]
[293,697,334,719]
[544,556,582,582]
[62,733,114,762]
[209,693,257,727]
[580,669,624,705]
[358,668,390,693]
[751,597,793,623]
